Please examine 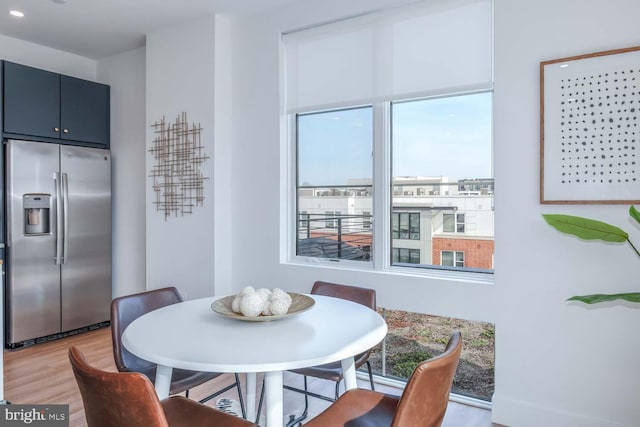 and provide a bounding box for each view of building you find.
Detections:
[297,176,494,271]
